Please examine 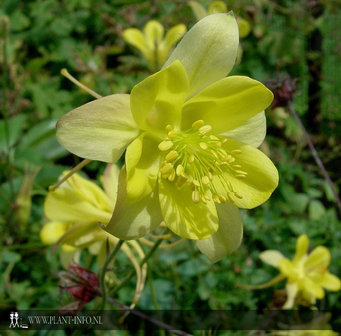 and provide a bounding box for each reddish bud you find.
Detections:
[59,263,100,304]
[267,76,297,108]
